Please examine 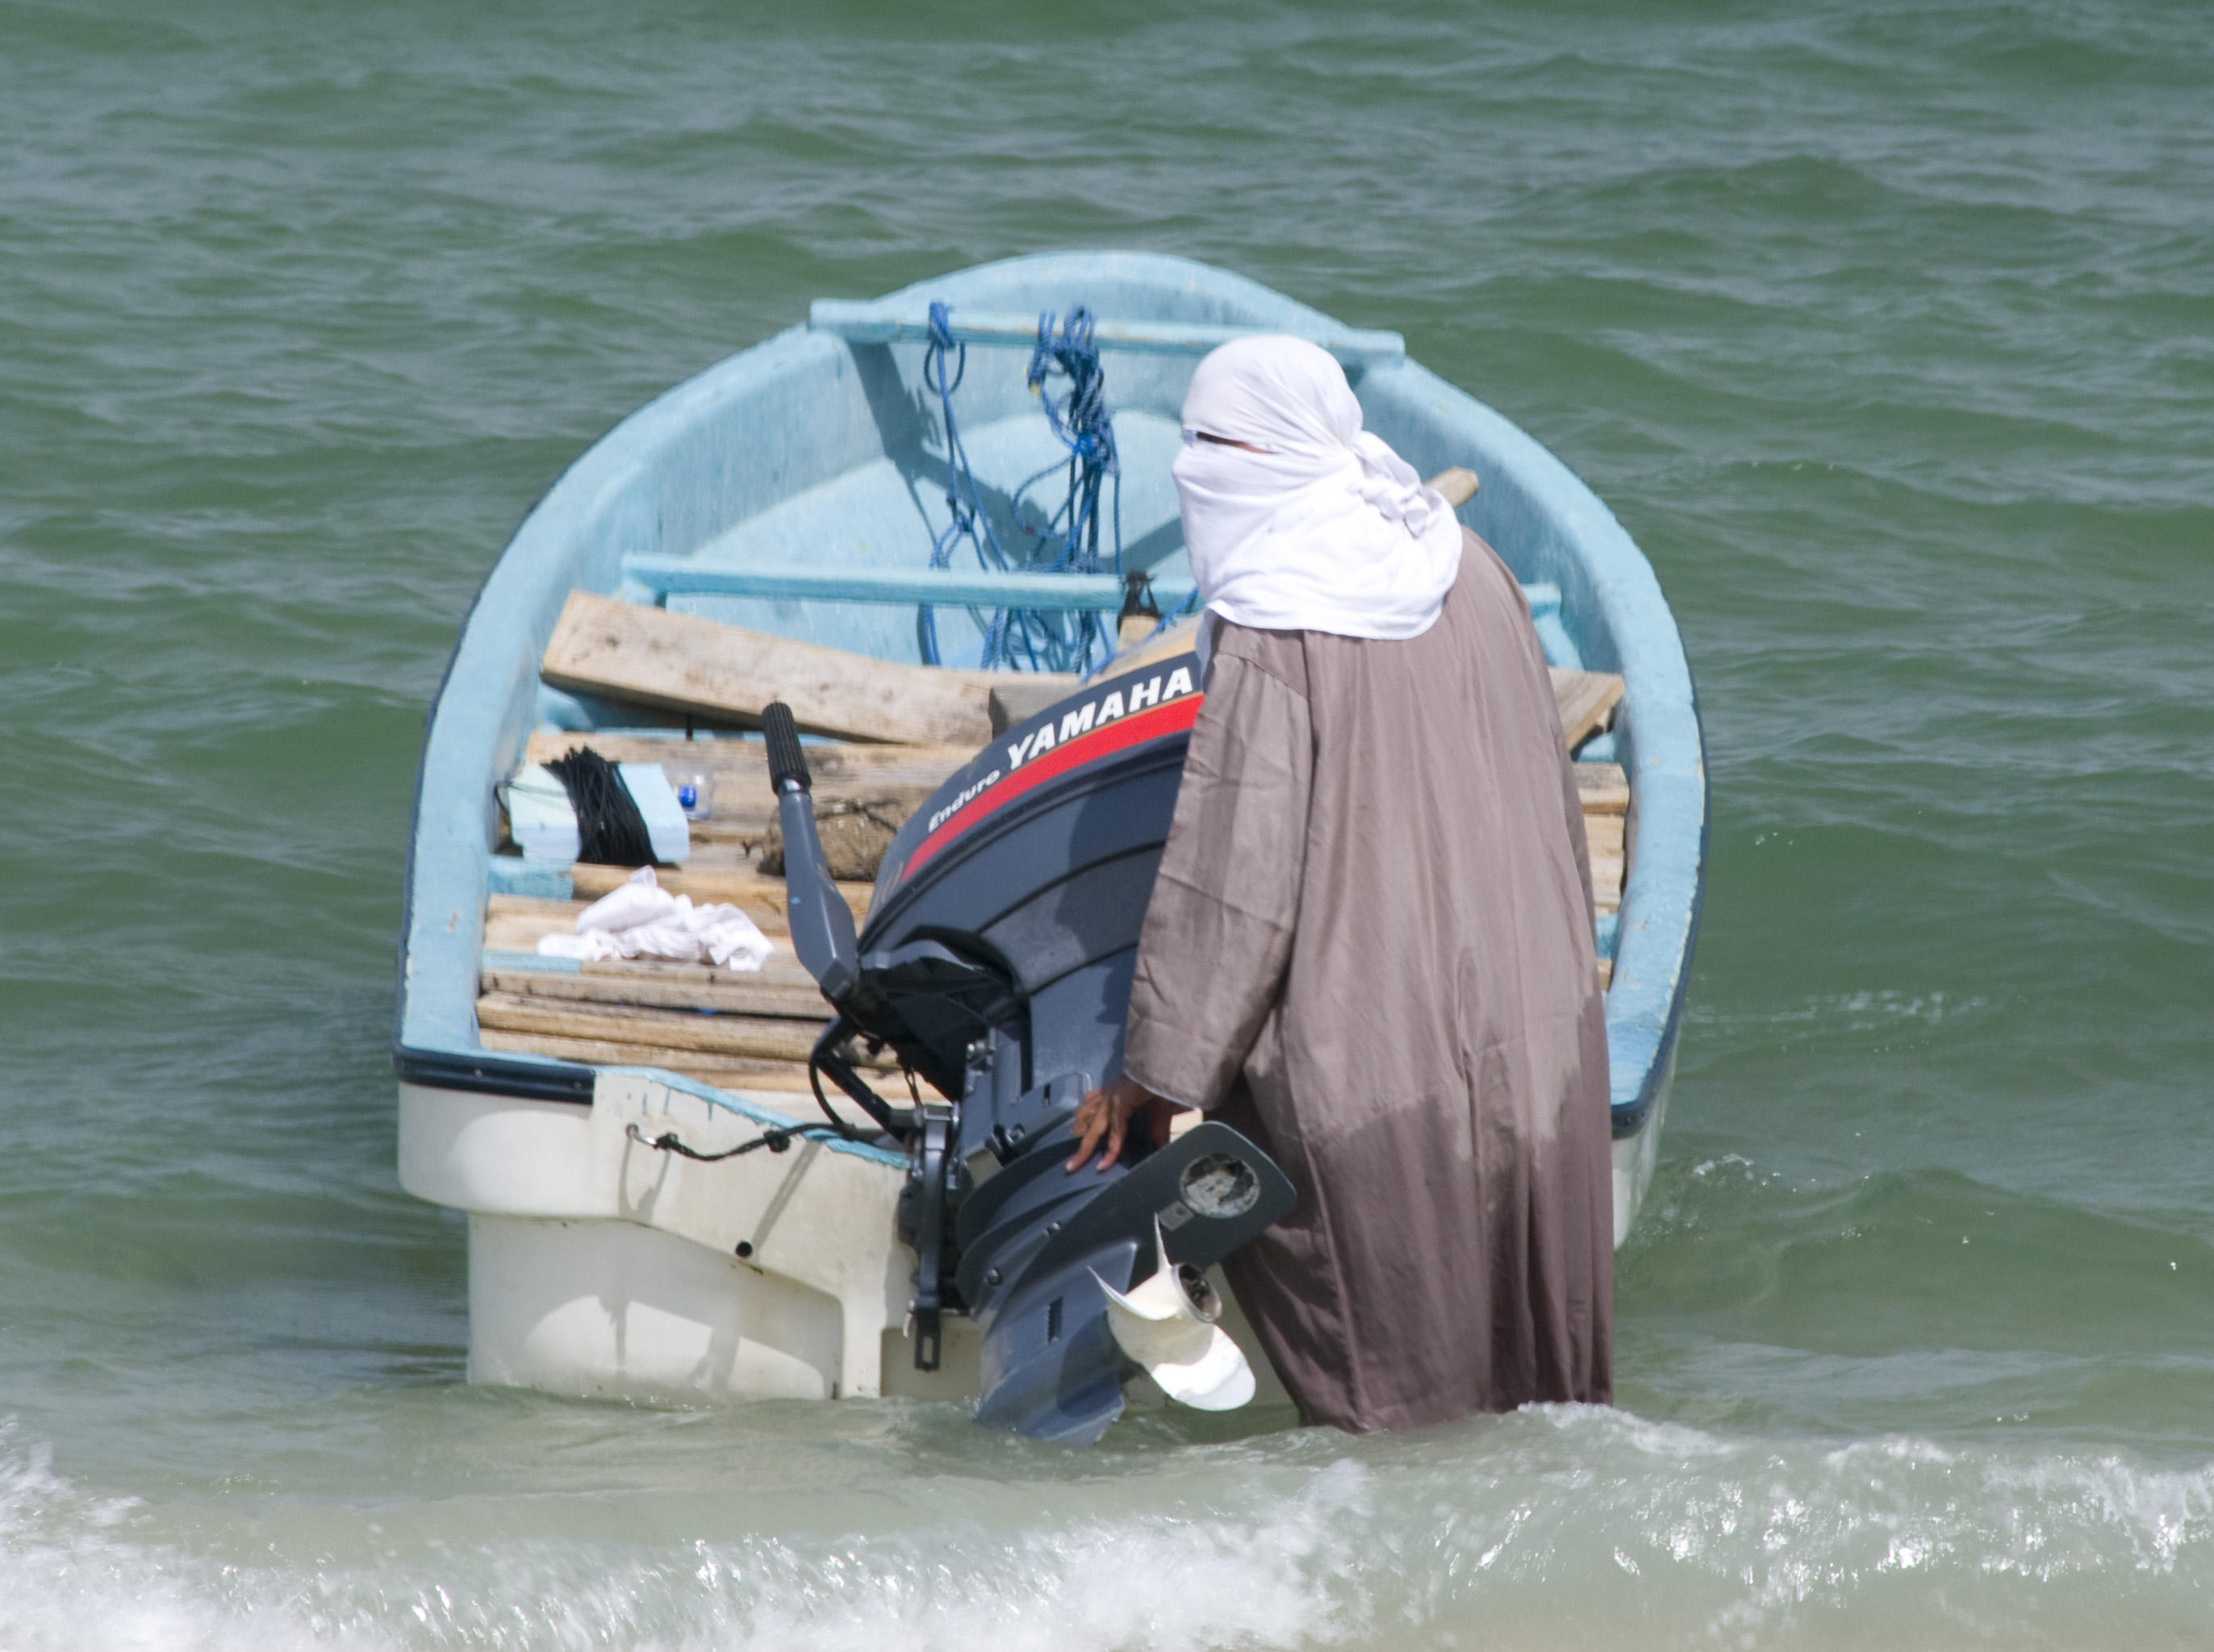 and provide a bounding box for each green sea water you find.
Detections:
[4,1,2212,1645]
